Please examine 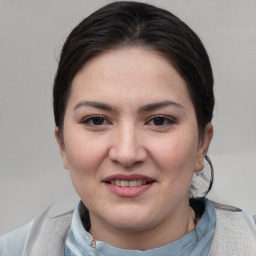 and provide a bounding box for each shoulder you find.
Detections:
[23,208,73,256]
[253,215,256,226]
[0,220,34,256]
[208,200,256,255]
[211,200,256,226]
[0,198,76,256]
